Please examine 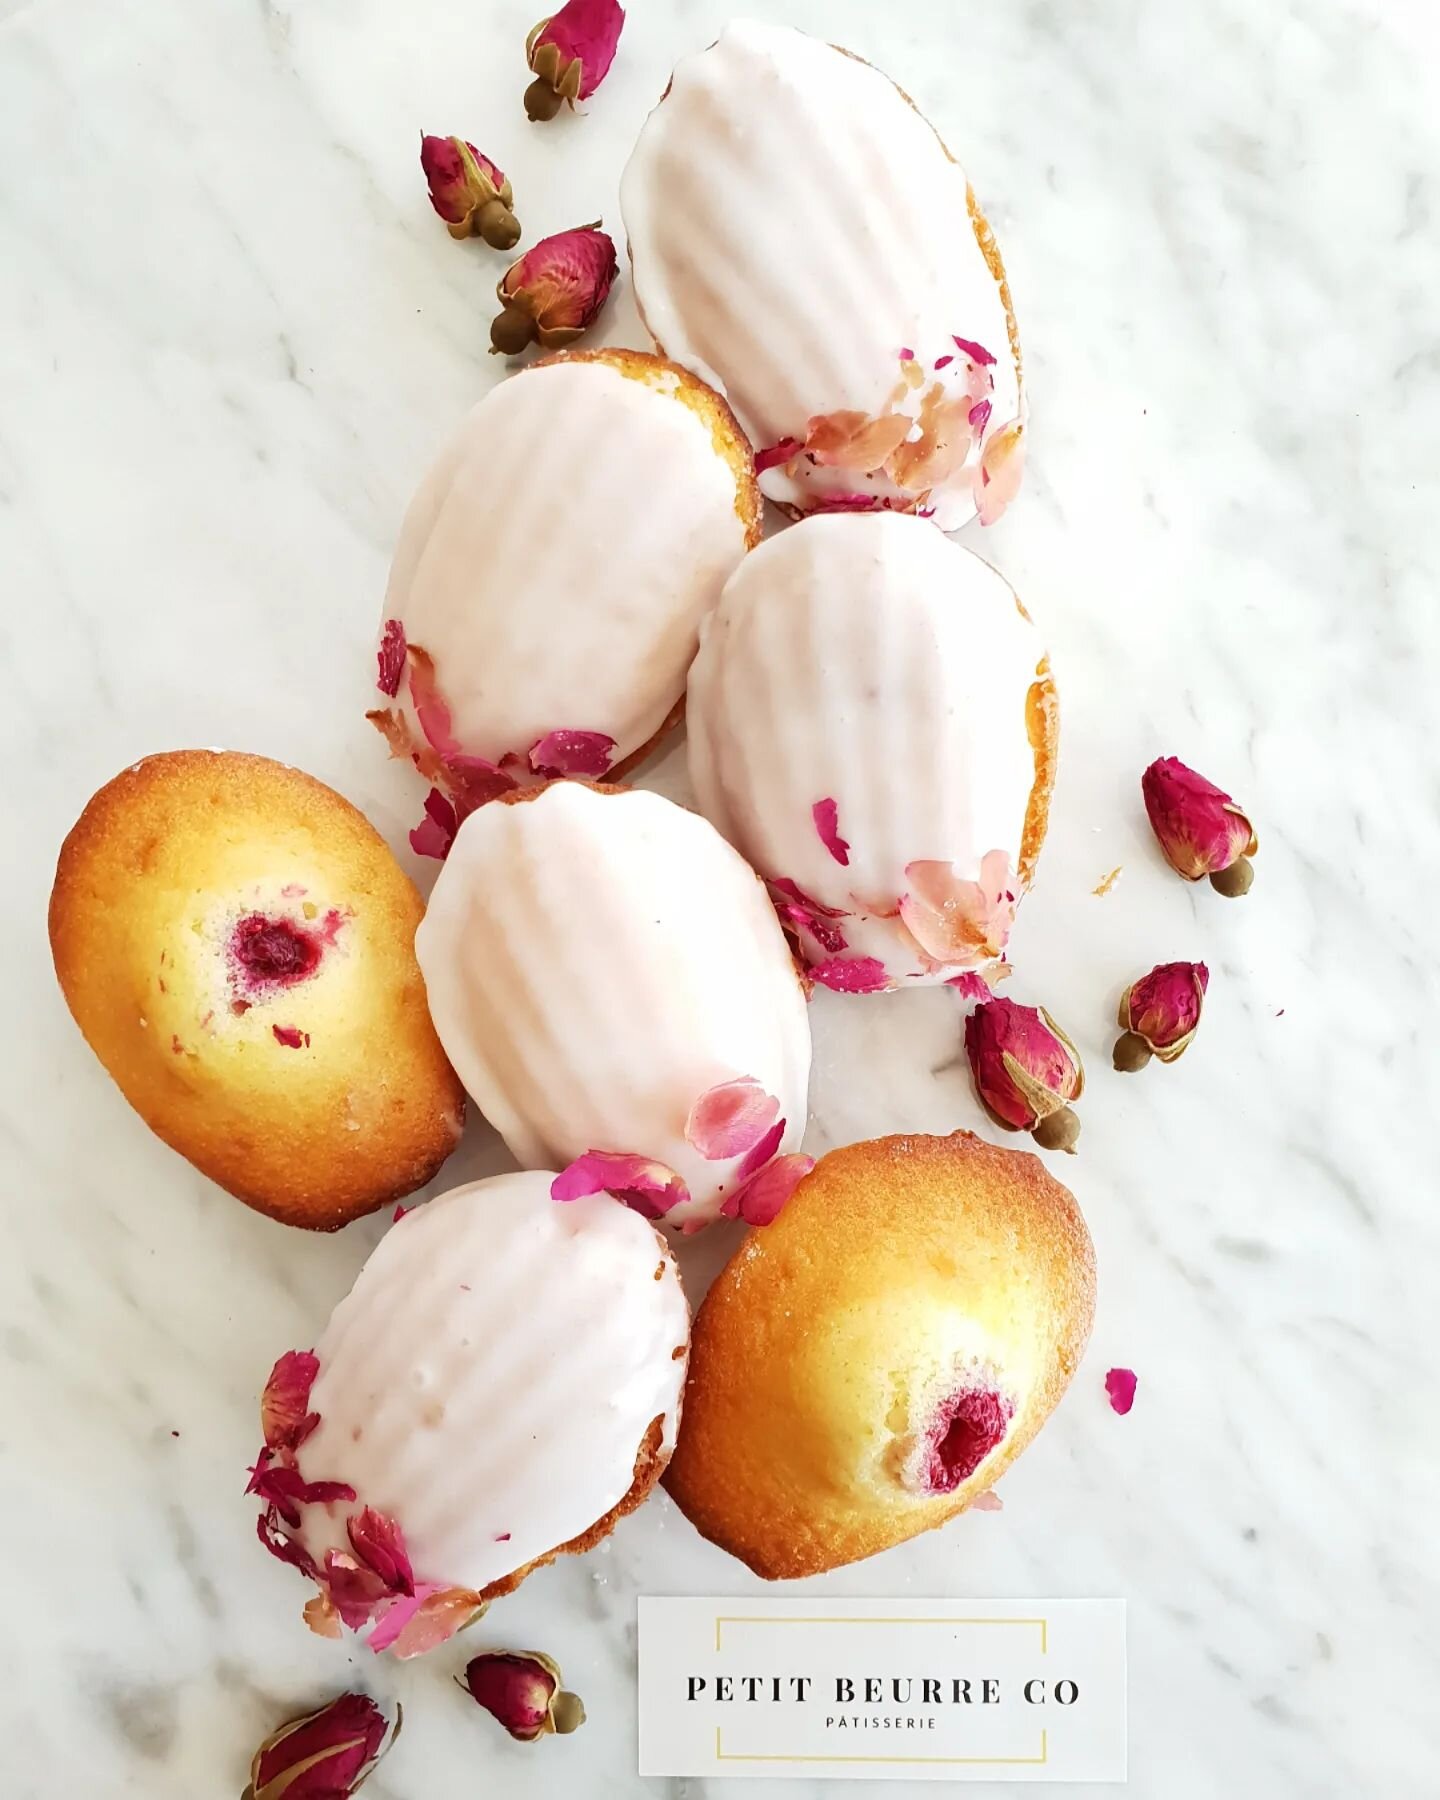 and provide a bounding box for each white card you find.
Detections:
[638,1597,1126,1782]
